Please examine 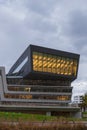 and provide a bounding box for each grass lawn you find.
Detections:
[0,112,87,130]
[0,111,86,122]
[0,111,58,121]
